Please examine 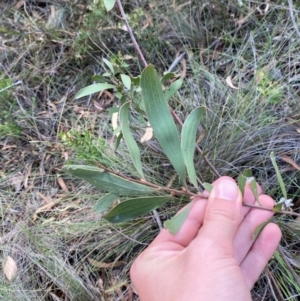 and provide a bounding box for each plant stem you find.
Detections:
[116,0,147,68]
[97,163,300,218]
[115,0,220,182]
